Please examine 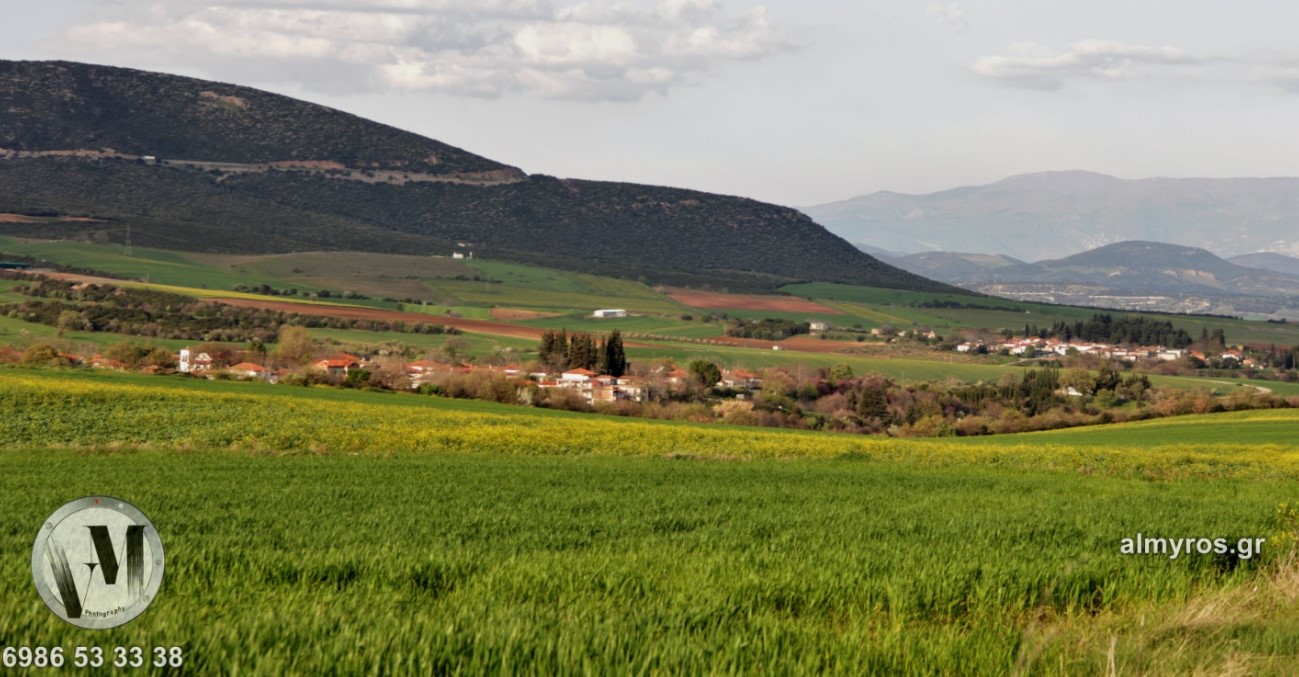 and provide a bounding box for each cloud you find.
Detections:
[49,0,792,101]
[971,40,1206,90]
[925,3,966,28]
